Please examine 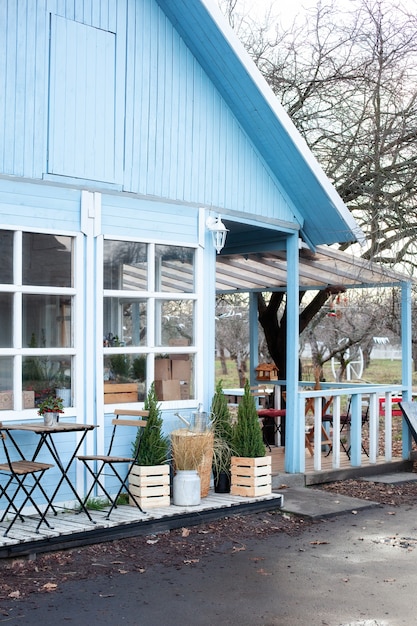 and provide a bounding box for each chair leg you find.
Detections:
[2,471,54,536]
[104,463,145,518]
